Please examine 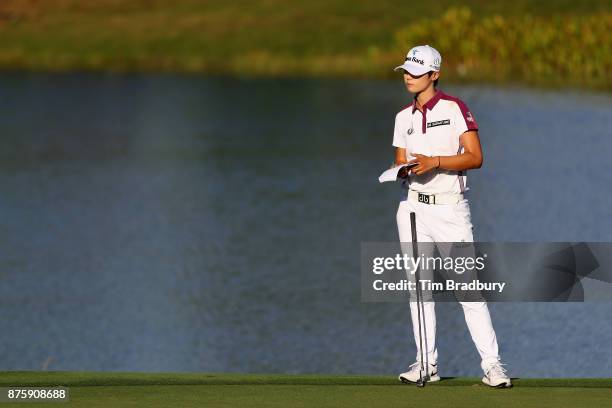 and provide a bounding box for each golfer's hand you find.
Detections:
[397,164,411,179]
[410,154,439,175]
[392,160,411,179]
